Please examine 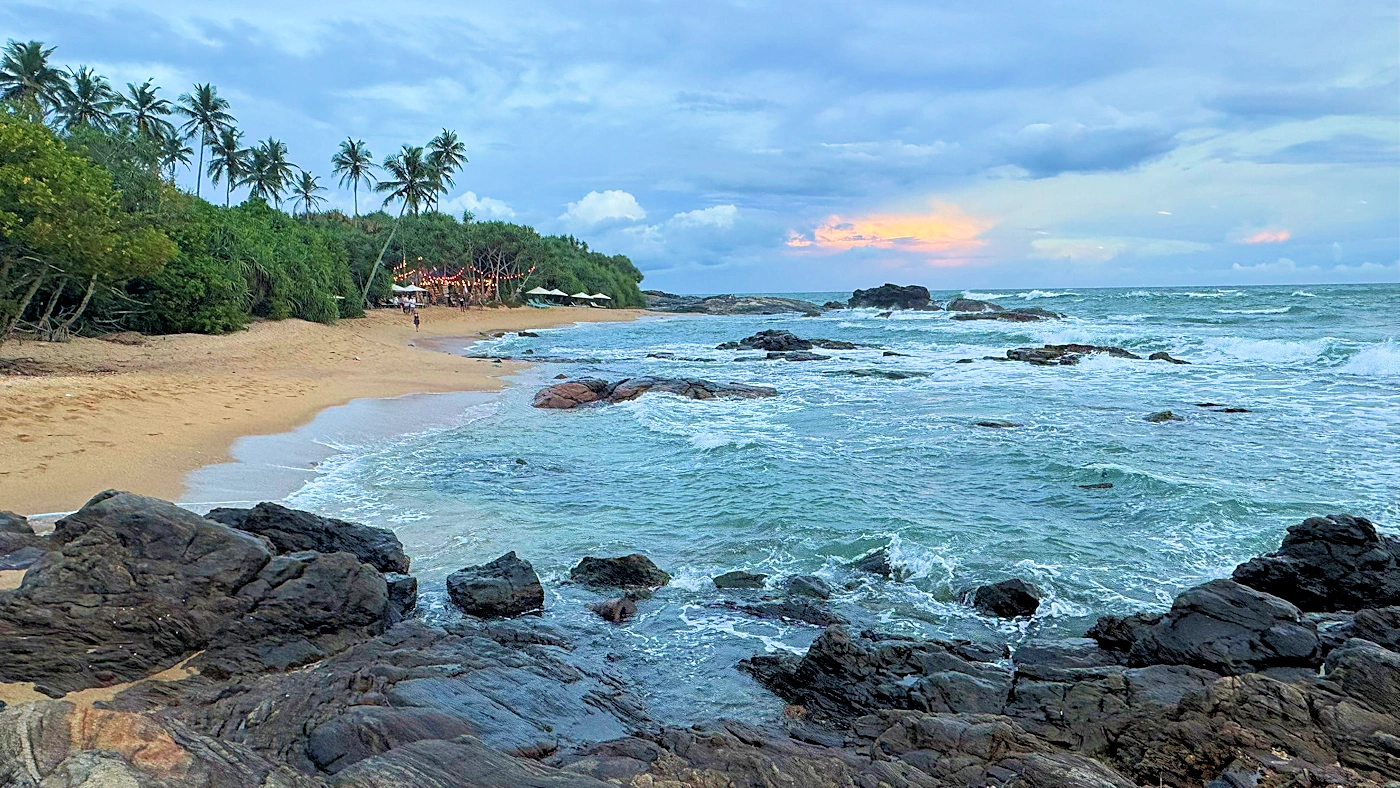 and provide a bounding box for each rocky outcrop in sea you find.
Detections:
[0,492,1395,787]
[848,283,935,309]
[643,290,824,315]
[532,377,779,408]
